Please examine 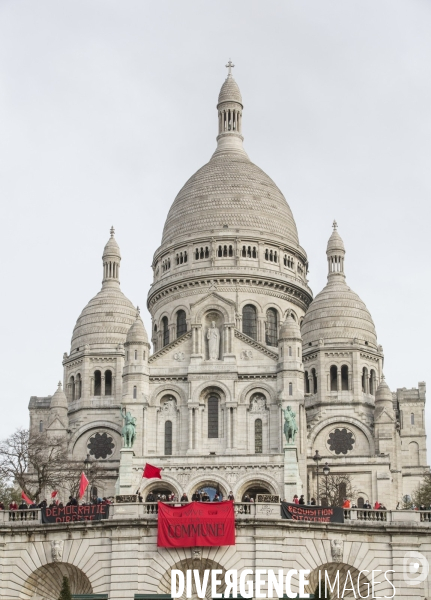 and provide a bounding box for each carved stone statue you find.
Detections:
[207,321,220,360]
[283,406,298,444]
[51,540,63,562]
[120,407,136,448]
[330,539,343,562]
